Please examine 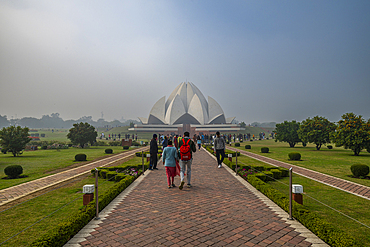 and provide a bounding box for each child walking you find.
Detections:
[162,140,178,188]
